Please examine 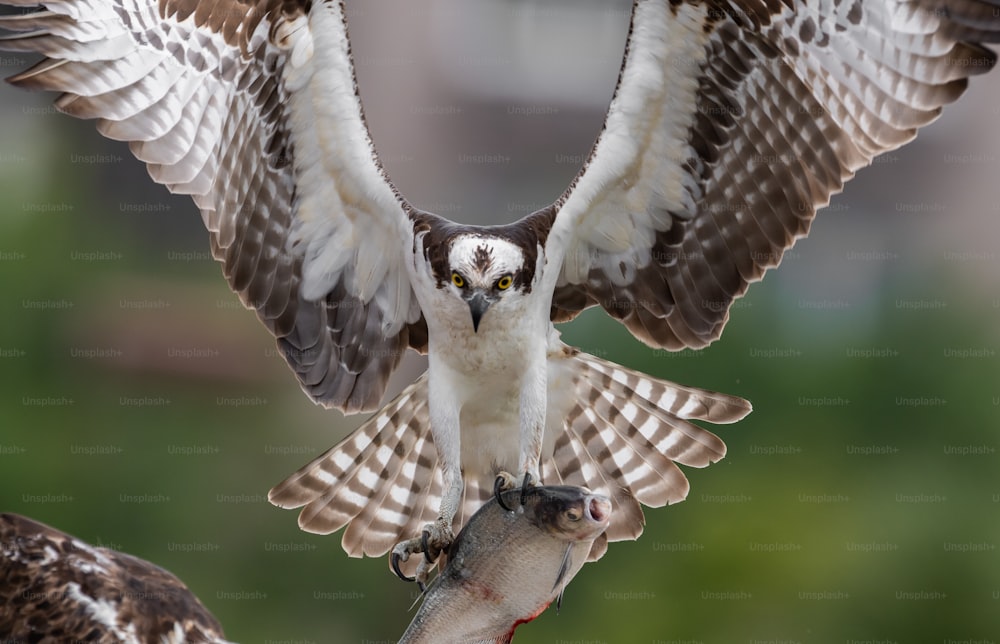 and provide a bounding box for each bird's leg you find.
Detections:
[429,459,463,554]
[390,465,461,587]
[389,537,439,592]
[390,521,452,591]
[389,471,460,587]
[390,390,462,586]
[499,362,547,507]
[519,361,546,480]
